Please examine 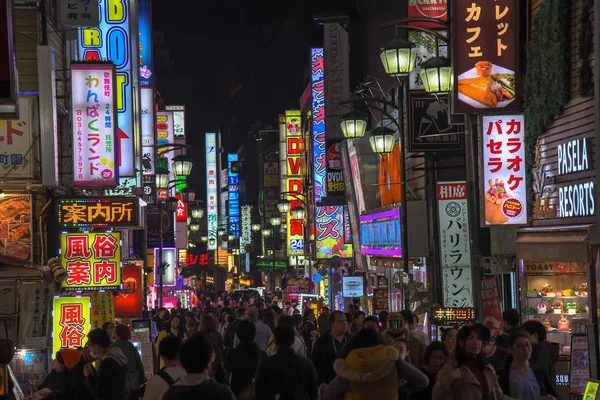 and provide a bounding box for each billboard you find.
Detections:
[53,296,91,356]
[79,0,135,176]
[70,63,117,186]
[206,133,218,250]
[156,111,174,199]
[0,96,36,179]
[57,197,140,228]
[141,88,155,174]
[228,153,239,238]
[285,110,305,256]
[360,209,402,257]
[315,205,353,259]
[311,48,326,202]
[138,0,153,87]
[165,105,185,138]
[114,266,142,318]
